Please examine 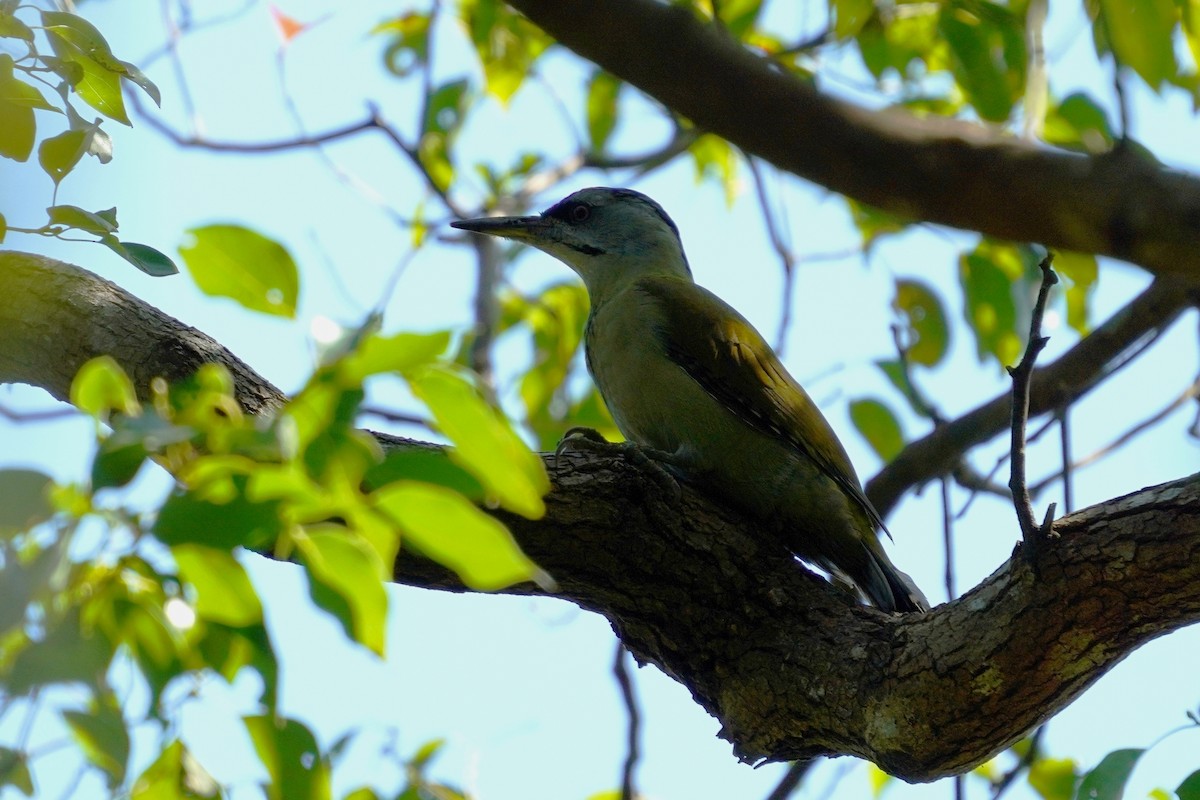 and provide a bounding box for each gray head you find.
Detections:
[451,187,692,301]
